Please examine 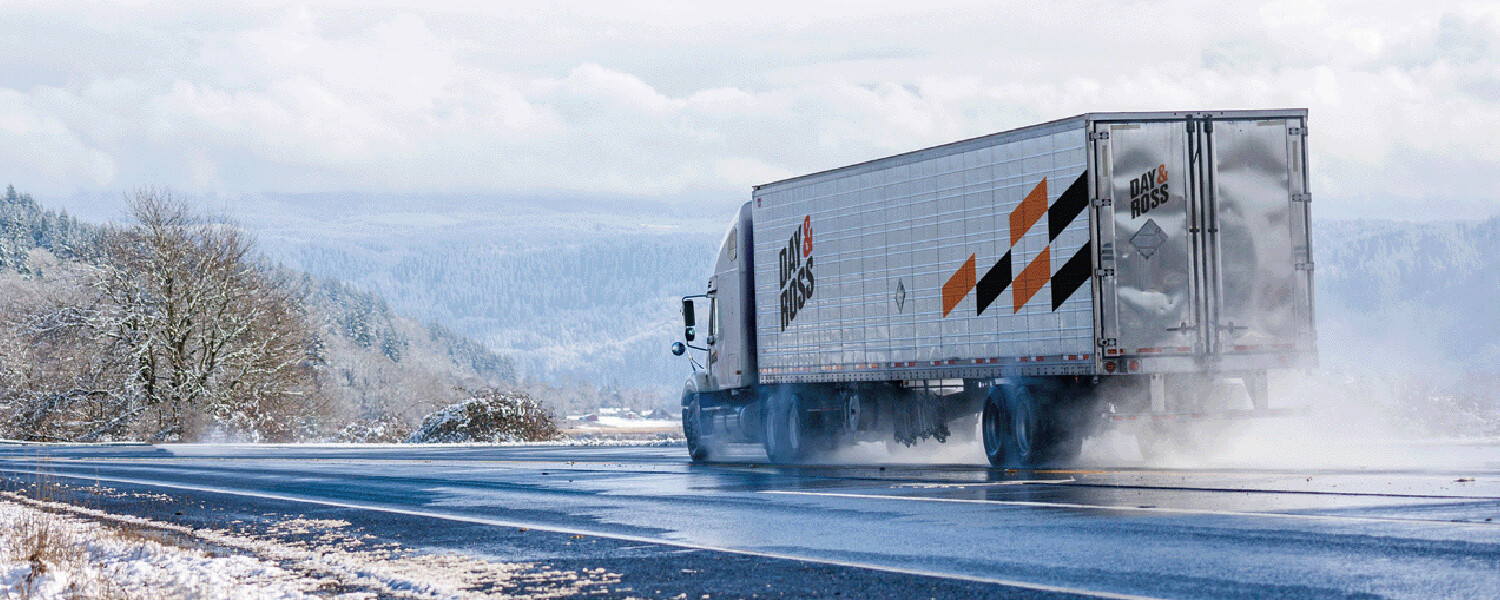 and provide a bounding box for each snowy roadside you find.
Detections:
[0,439,684,449]
[0,488,624,599]
[167,438,686,450]
[0,494,315,599]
